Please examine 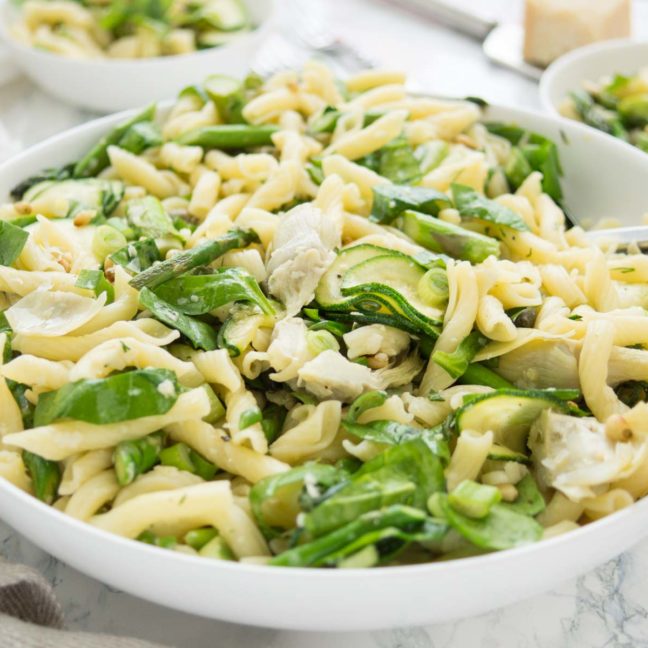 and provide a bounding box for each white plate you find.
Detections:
[1,102,648,631]
[540,38,648,126]
[0,0,276,113]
